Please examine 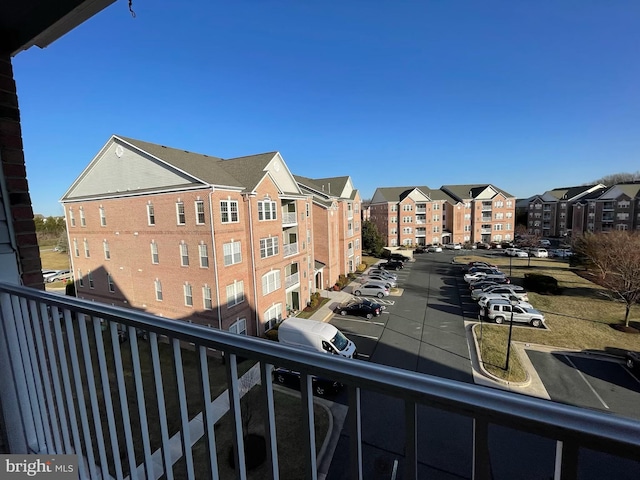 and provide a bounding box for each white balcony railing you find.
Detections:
[0,282,639,480]
[285,272,300,288]
[283,242,299,257]
[281,211,297,225]
[347,248,354,257]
